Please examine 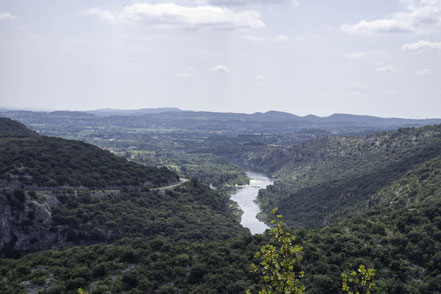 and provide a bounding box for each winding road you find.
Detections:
[152,178,190,191]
